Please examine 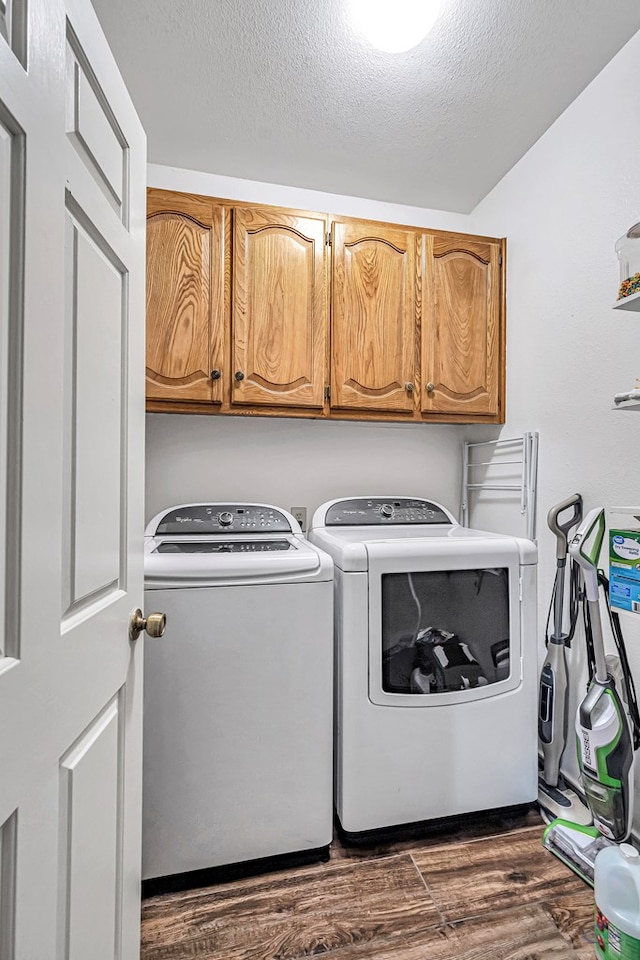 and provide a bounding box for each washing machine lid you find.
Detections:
[309,497,536,571]
[144,503,333,584]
